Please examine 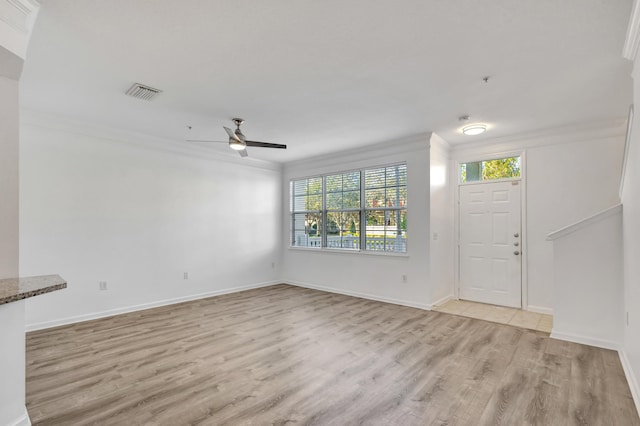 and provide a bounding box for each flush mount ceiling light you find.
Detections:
[462,124,487,136]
